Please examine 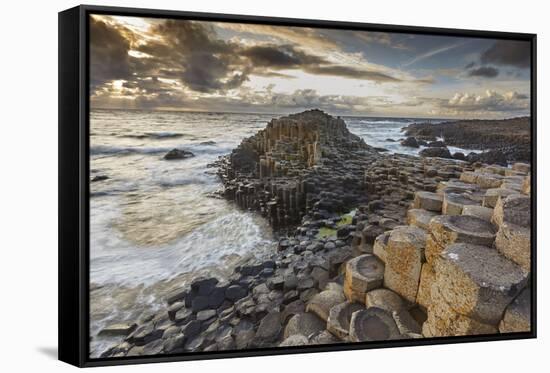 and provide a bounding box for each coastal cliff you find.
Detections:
[98,111,532,357]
